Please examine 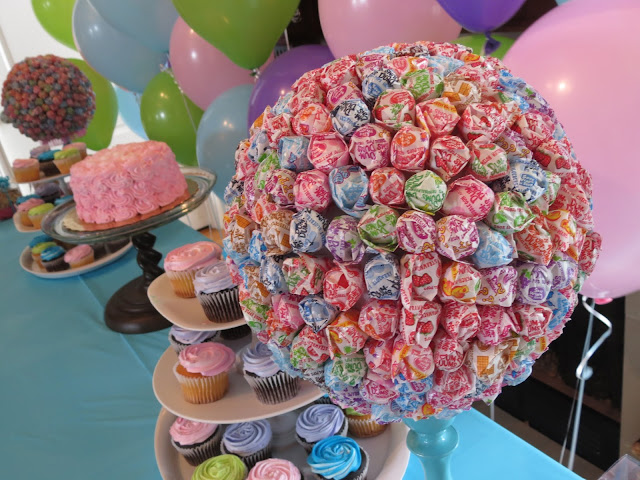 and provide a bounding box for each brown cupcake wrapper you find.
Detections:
[173,363,229,404]
[220,443,272,471]
[296,417,349,453]
[243,370,301,405]
[171,425,224,466]
[347,416,388,438]
[39,161,60,177]
[43,257,69,272]
[197,287,243,323]
[220,325,251,340]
